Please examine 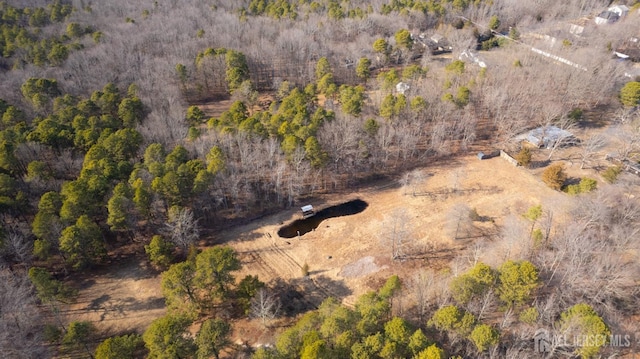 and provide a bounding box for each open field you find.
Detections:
[55,150,587,350]
[223,153,569,311]
[56,257,165,338]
